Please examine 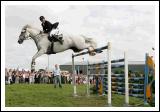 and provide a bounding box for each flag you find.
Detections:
[147,56,155,70]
